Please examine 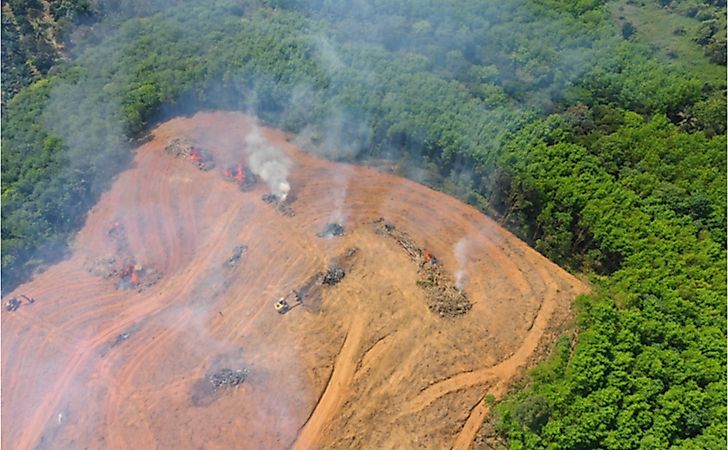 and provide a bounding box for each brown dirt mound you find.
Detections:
[1,111,587,450]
